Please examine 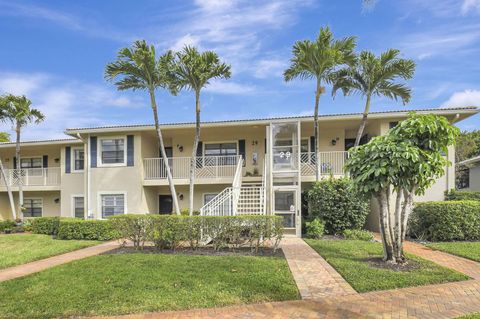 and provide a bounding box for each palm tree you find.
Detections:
[172,46,231,215]
[0,132,9,142]
[333,49,415,147]
[105,40,181,215]
[0,94,44,218]
[0,120,15,219]
[284,27,356,181]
